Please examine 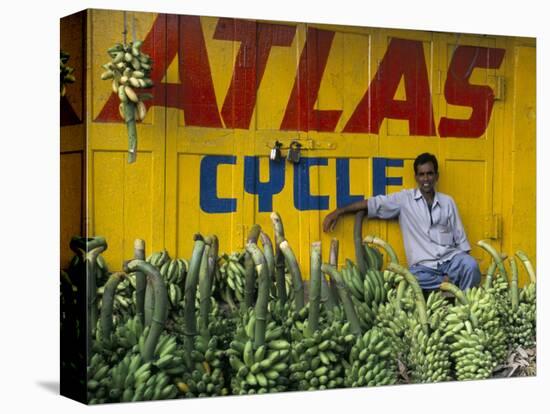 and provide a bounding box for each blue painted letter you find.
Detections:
[200,155,237,213]
[372,158,404,196]
[336,158,364,208]
[244,156,285,212]
[294,157,329,211]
